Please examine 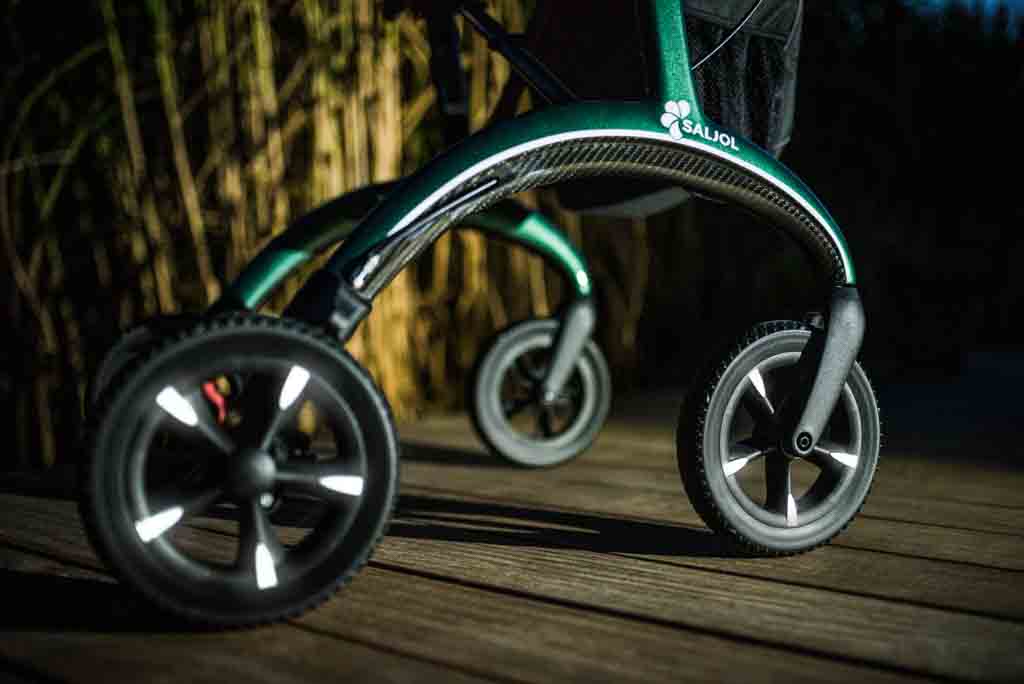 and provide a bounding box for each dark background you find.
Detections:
[0,0,1021,469]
